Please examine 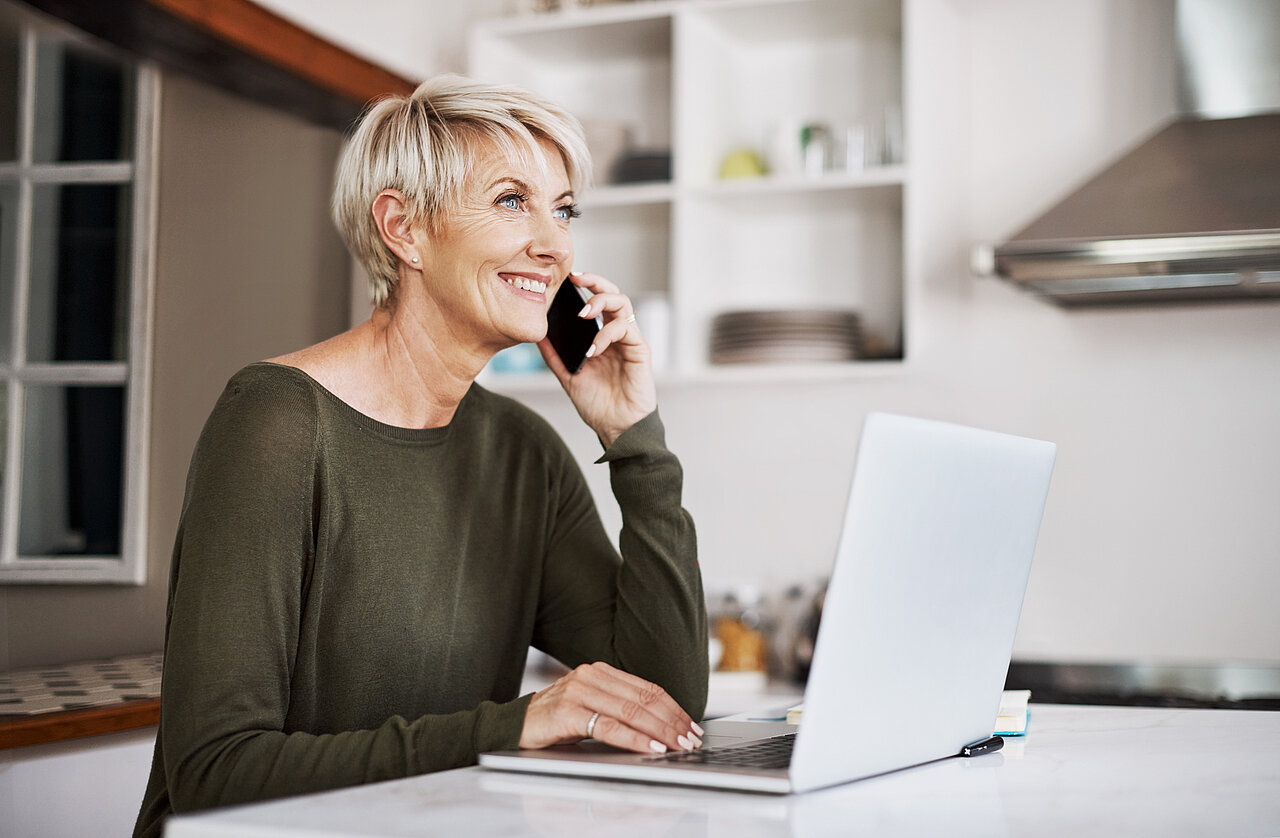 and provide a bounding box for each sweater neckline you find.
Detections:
[250,361,477,444]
